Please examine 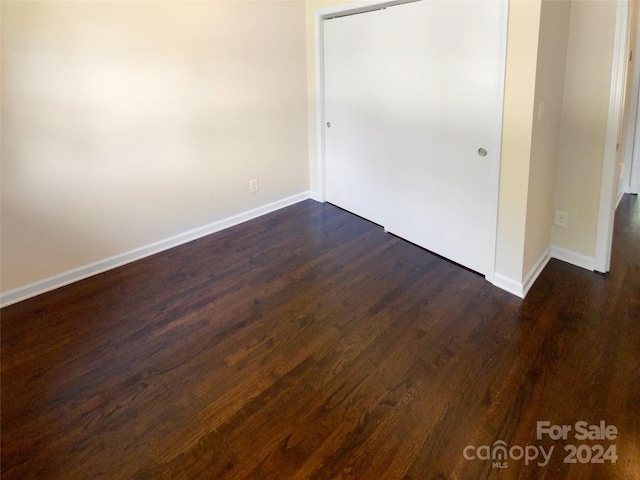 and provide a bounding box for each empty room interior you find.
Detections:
[1,0,639,478]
